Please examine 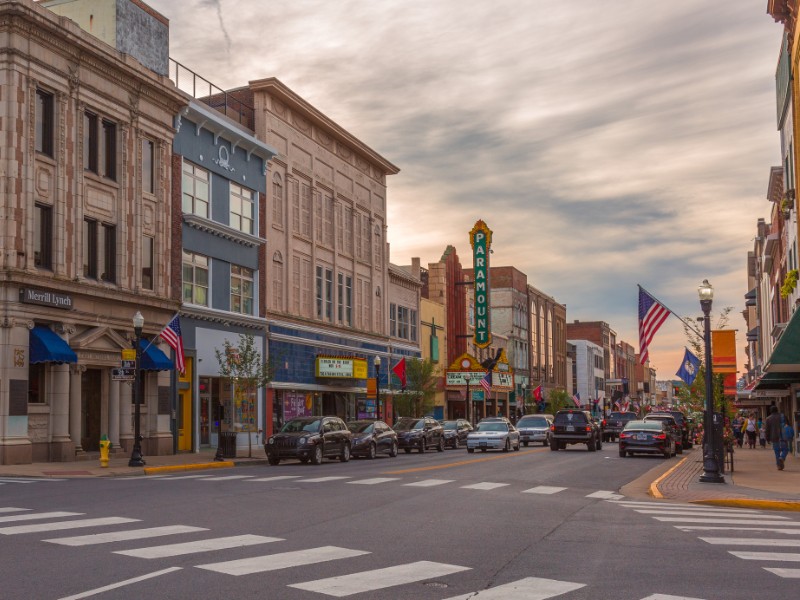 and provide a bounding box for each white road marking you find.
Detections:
[522,486,567,495]
[248,476,302,482]
[403,479,454,487]
[0,517,139,535]
[57,567,181,600]
[635,509,787,519]
[46,525,208,546]
[0,511,82,524]
[730,551,800,561]
[763,567,800,578]
[296,476,352,483]
[197,475,255,481]
[640,595,707,600]
[0,477,63,483]
[196,545,369,576]
[289,560,470,597]
[607,500,710,508]
[441,576,585,599]
[154,475,209,480]
[347,478,401,485]
[461,482,510,491]
[0,508,30,514]
[586,490,618,499]
[652,517,800,526]
[676,526,800,534]
[115,534,282,559]
[701,537,800,547]
[619,504,762,514]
